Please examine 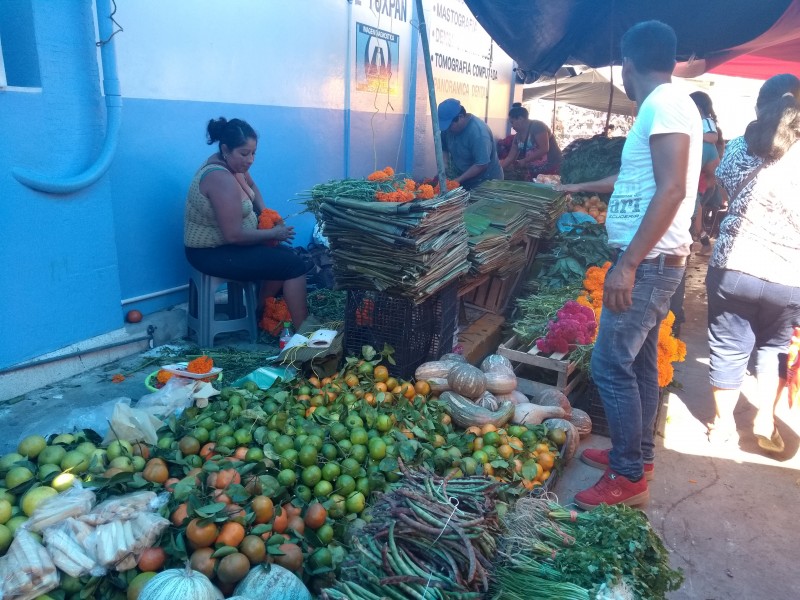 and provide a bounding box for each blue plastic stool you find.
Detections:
[187,266,258,347]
